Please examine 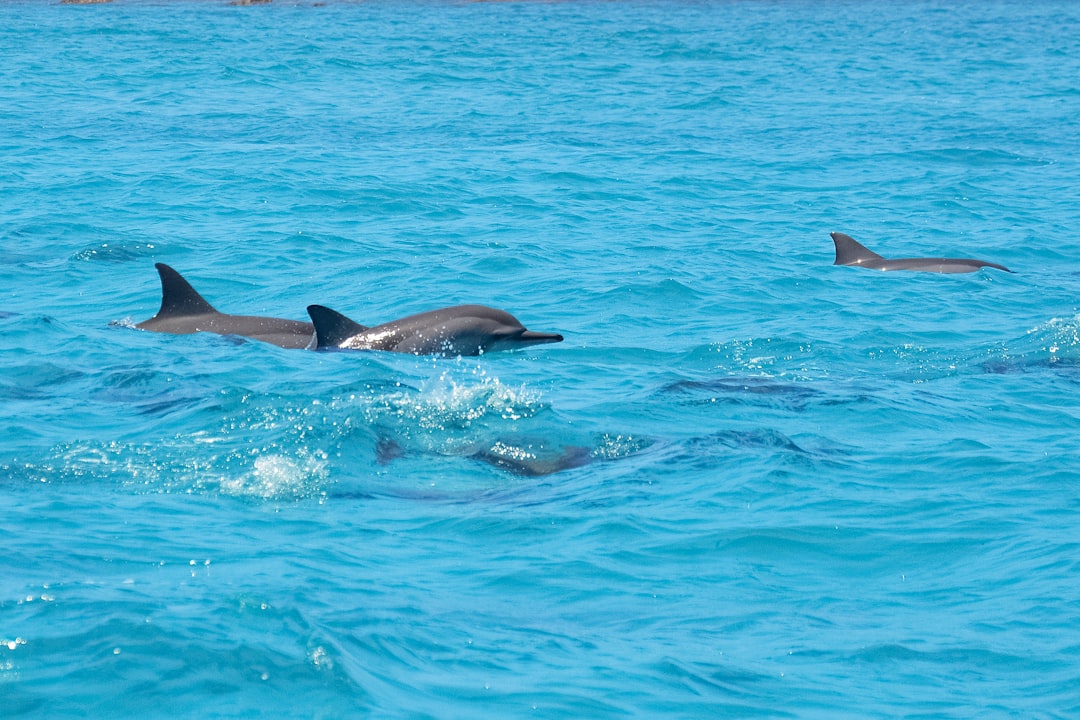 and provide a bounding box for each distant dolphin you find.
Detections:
[376,437,593,476]
[830,232,1012,274]
[136,263,315,349]
[306,303,564,356]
